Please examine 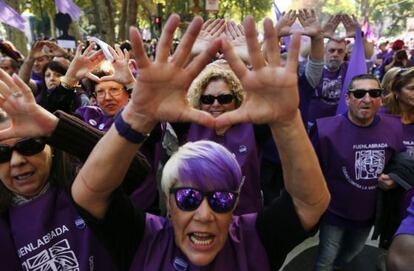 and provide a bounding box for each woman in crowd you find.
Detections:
[179,63,265,214]
[0,14,329,271]
[0,69,149,269]
[382,67,414,154]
